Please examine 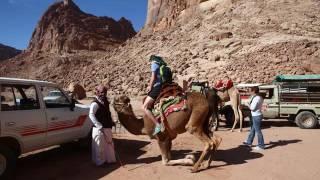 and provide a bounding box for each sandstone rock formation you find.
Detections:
[145,0,212,31]
[1,0,320,96]
[27,0,136,54]
[0,43,21,61]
